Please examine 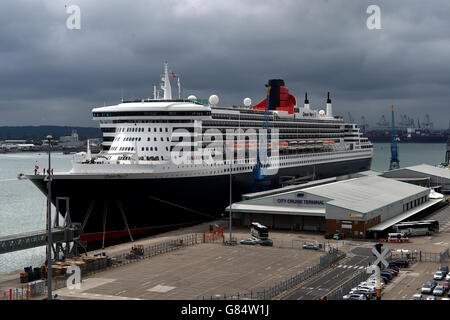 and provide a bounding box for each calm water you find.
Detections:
[0,143,447,274]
